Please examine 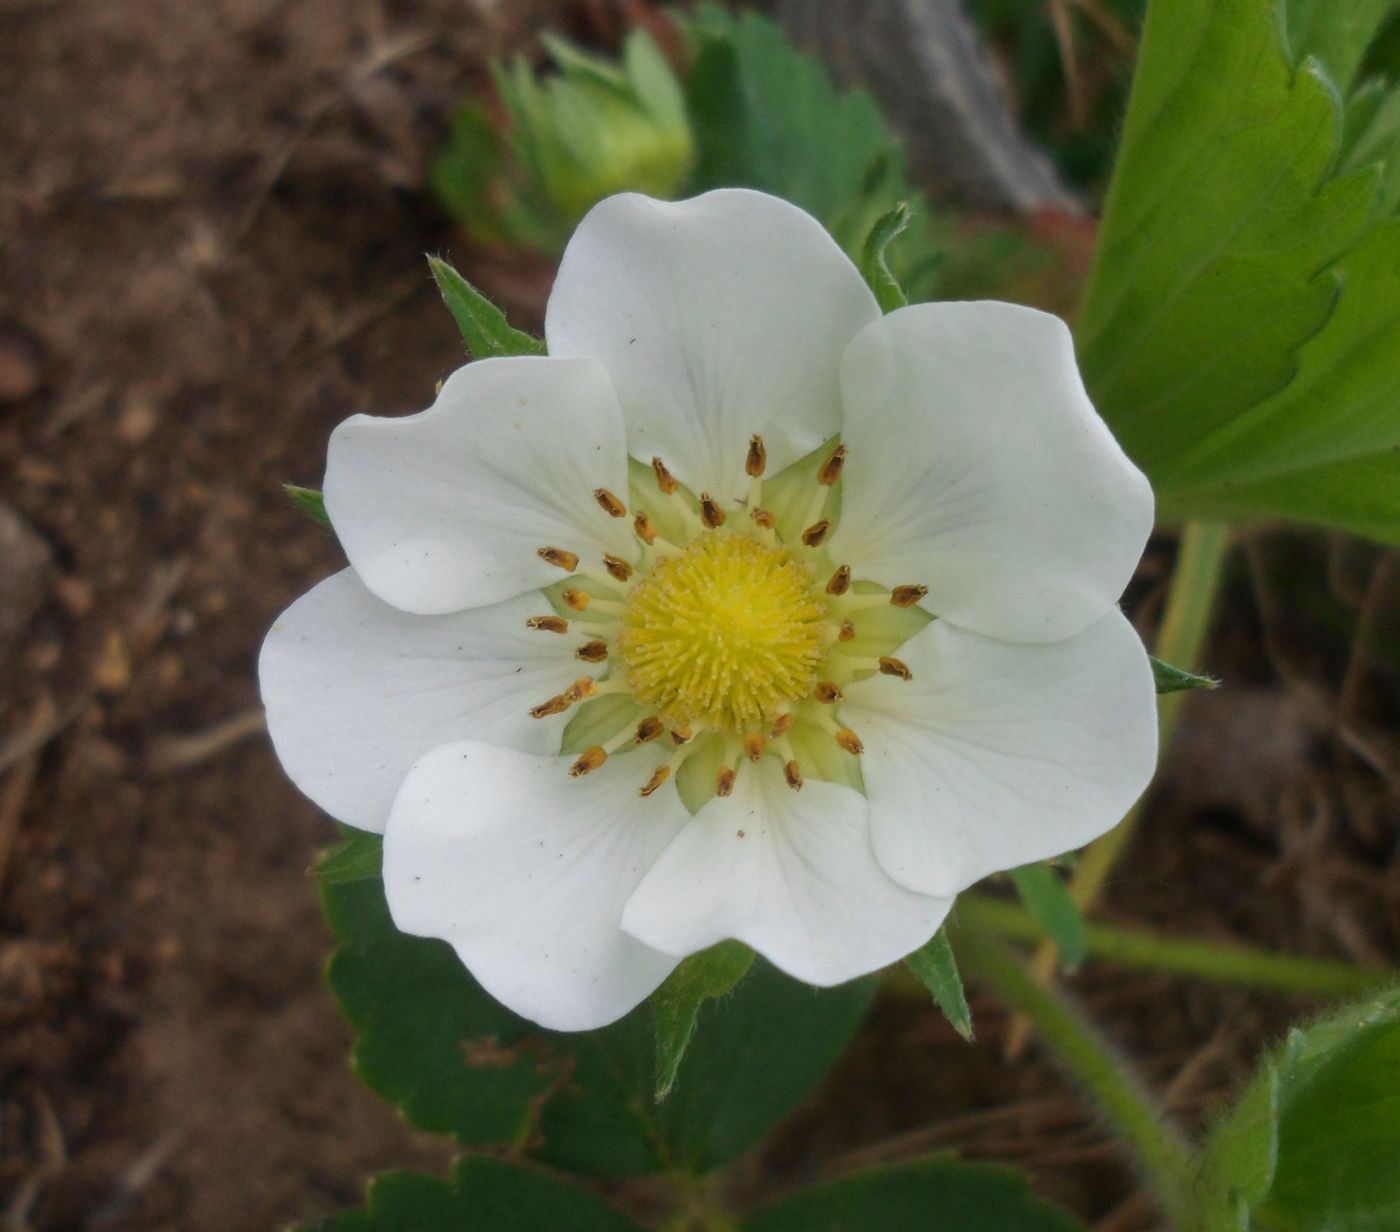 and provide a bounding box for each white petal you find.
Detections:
[546,190,880,504]
[383,742,688,1031]
[325,356,636,615]
[842,609,1158,897]
[831,302,1154,643]
[622,760,951,986]
[259,569,583,833]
